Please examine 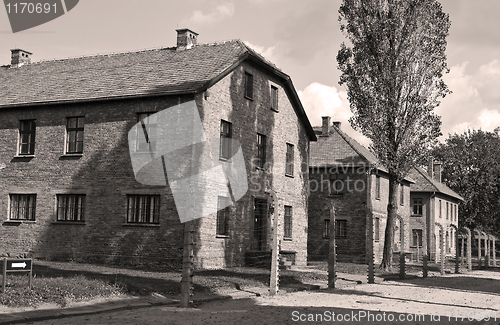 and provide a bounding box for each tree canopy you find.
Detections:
[433,129,500,235]
[337,0,451,269]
